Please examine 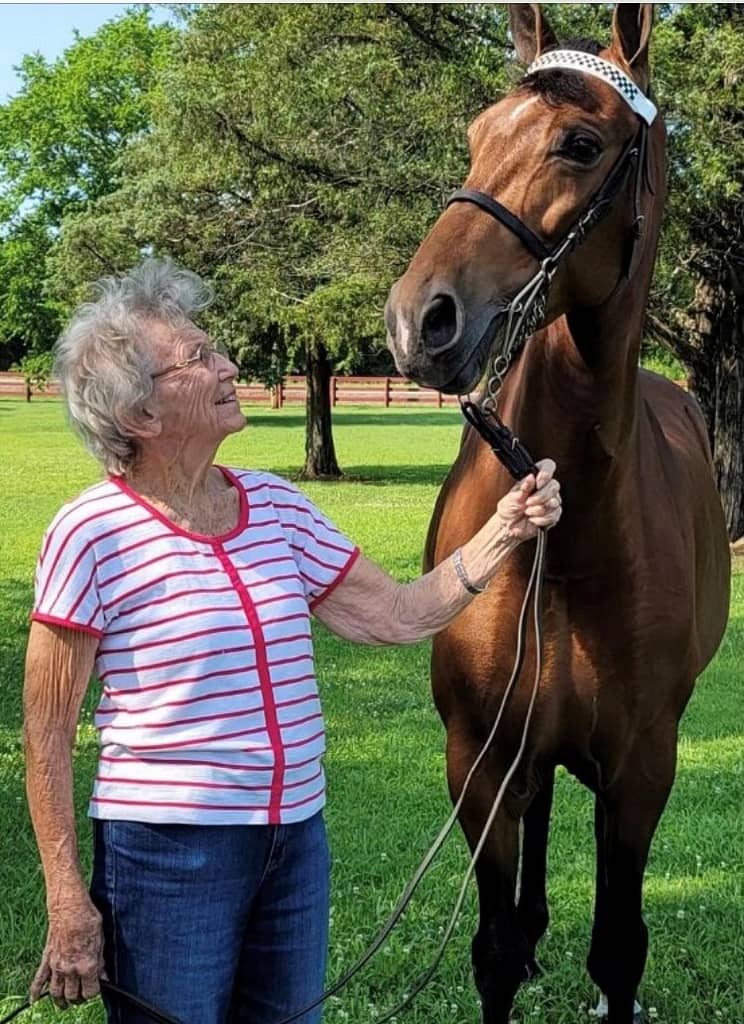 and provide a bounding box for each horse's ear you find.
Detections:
[609,4,653,89]
[509,4,558,66]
